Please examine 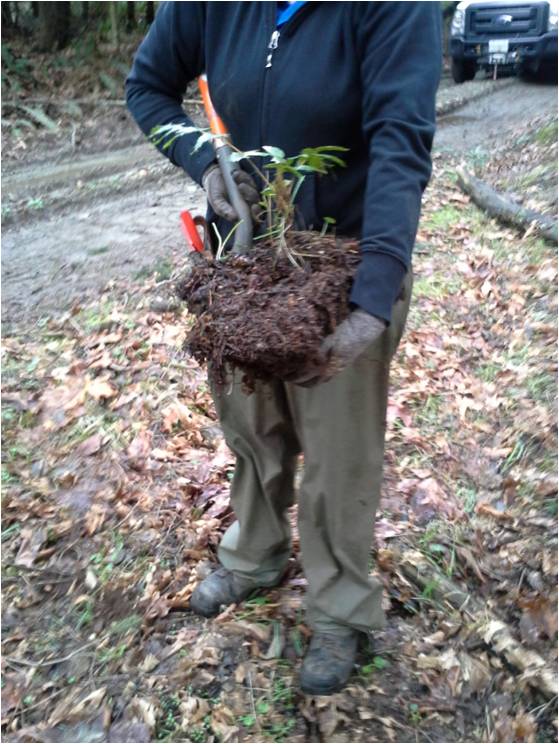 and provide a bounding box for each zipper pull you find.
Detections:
[265,30,280,68]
